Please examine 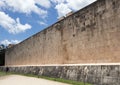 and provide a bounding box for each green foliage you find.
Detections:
[0,44,5,66]
[0,71,6,76]
[0,71,11,77]
[0,44,5,50]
